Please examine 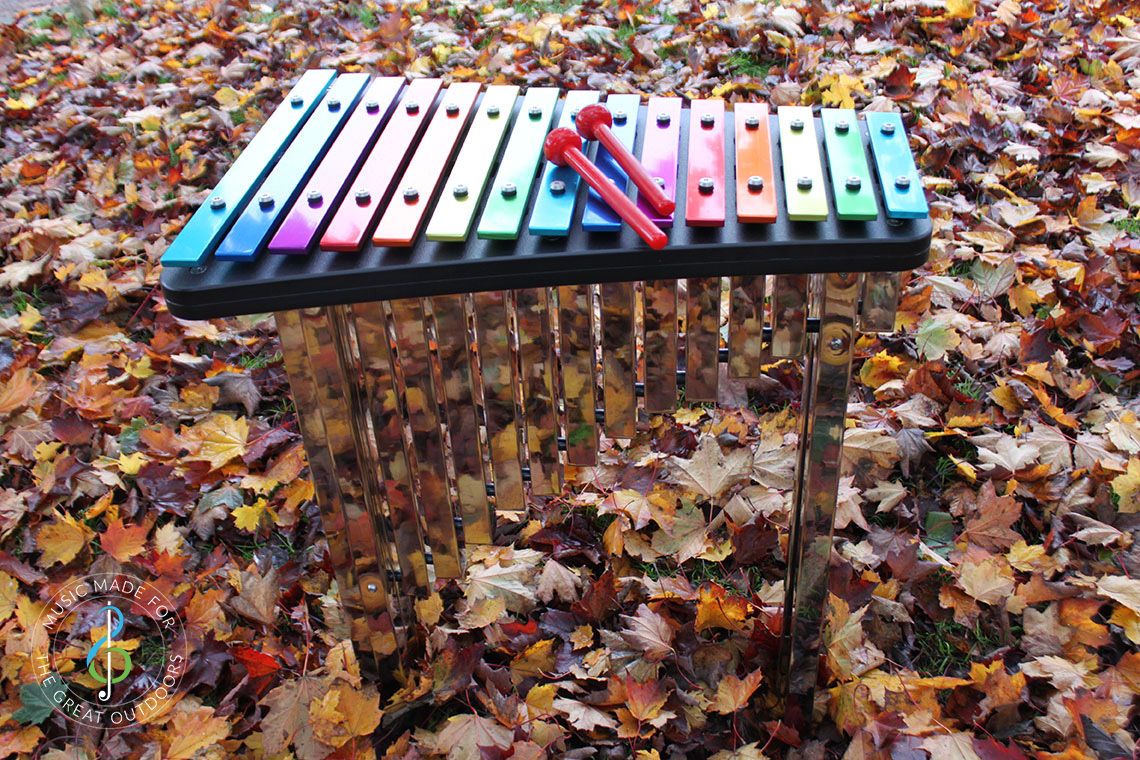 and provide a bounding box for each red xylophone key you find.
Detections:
[574,103,675,217]
[543,128,667,250]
